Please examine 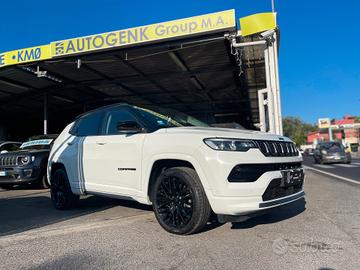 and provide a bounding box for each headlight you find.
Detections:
[321,150,327,154]
[204,138,258,152]
[18,156,31,165]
